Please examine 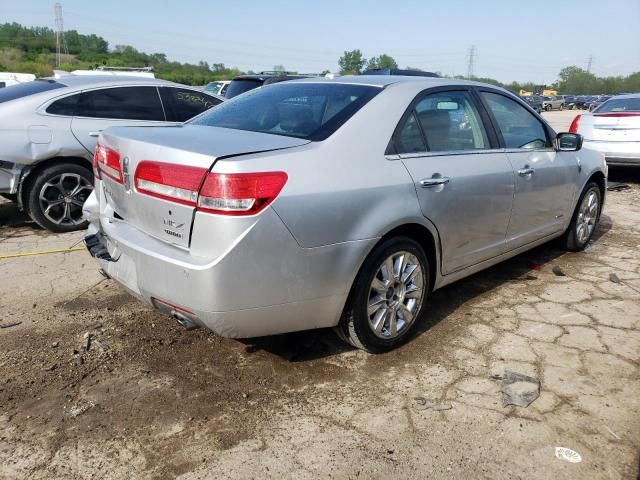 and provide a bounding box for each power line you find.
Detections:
[466,45,476,79]
[586,54,594,73]
[54,2,68,67]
